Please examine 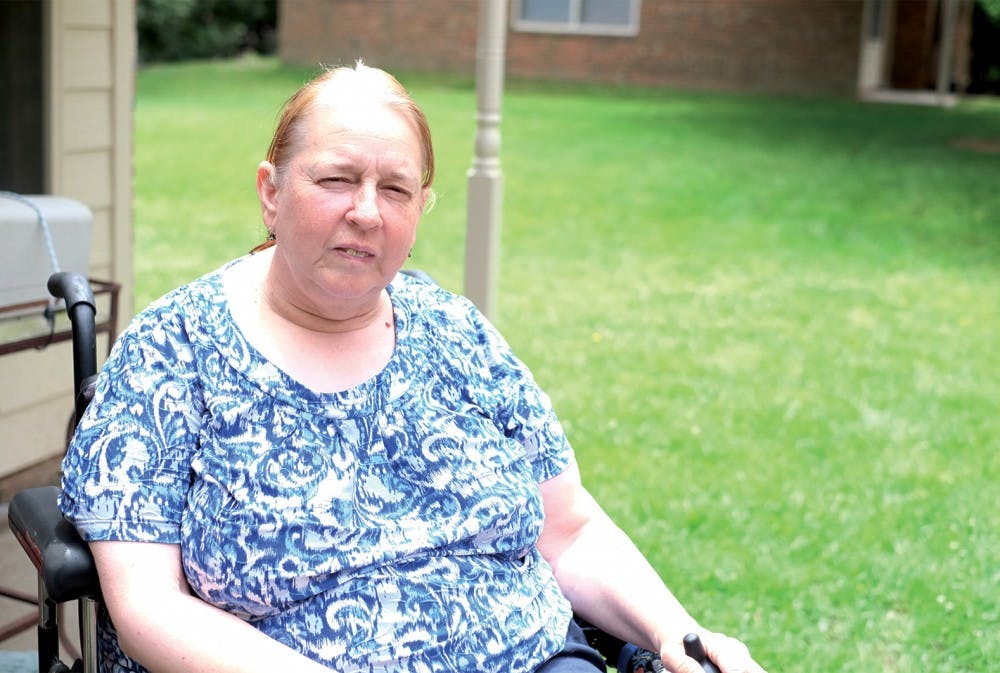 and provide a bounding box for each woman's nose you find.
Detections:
[348,184,381,229]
